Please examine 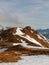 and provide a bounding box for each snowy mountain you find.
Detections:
[0,26,49,62]
[37,29,49,39]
